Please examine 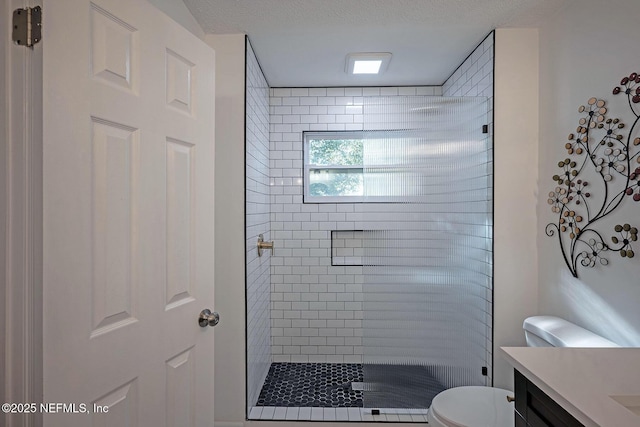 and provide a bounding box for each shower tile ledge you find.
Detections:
[249,406,428,423]
[249,406,428,422]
